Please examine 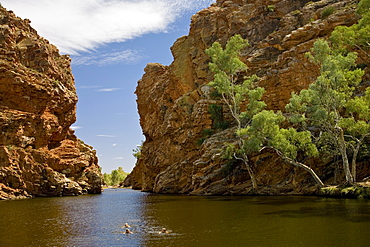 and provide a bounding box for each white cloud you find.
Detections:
[71,126,83,130]
[96,88,121,92]
[2,0,215,55]
[113,157,125,160]
[78,85,102,89]
[72,49,144,66]
[97,134,116,138]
